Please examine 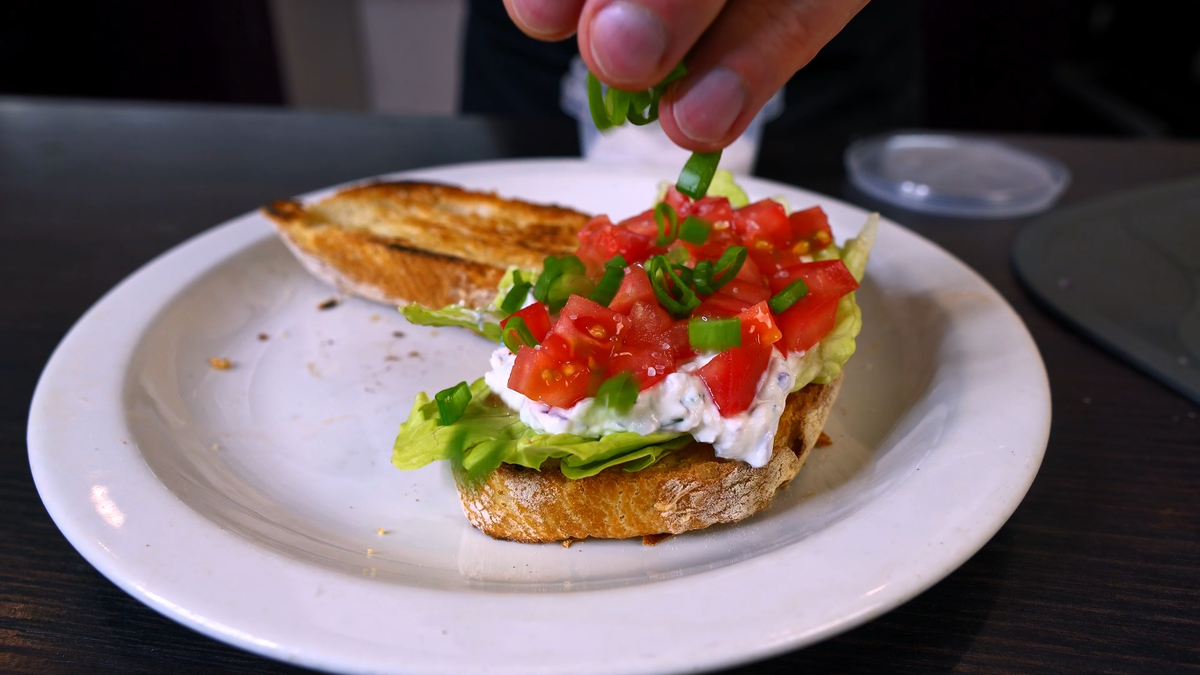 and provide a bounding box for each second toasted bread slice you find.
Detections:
[264,181,591,308]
